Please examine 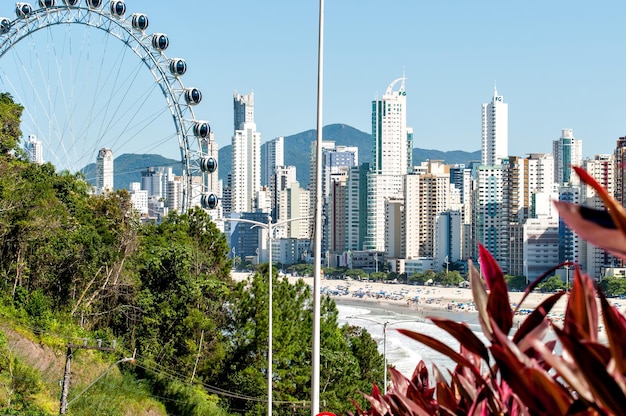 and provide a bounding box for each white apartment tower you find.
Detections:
[583,154,616,278]
[481,86,508,166]
[232,91,261,213]
[96,148,114,194]
[553,129,582,186]
[365,77,413,250]
[25,134,44,164]
[372,77,413,174]
[262,136,284,187]
[472,165,504,263]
